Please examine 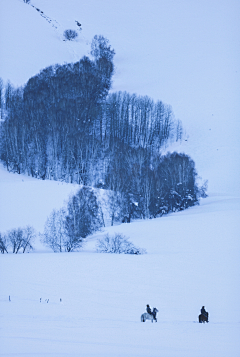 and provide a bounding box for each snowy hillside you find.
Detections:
[0,0,240,194]
[0,0,240,356]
